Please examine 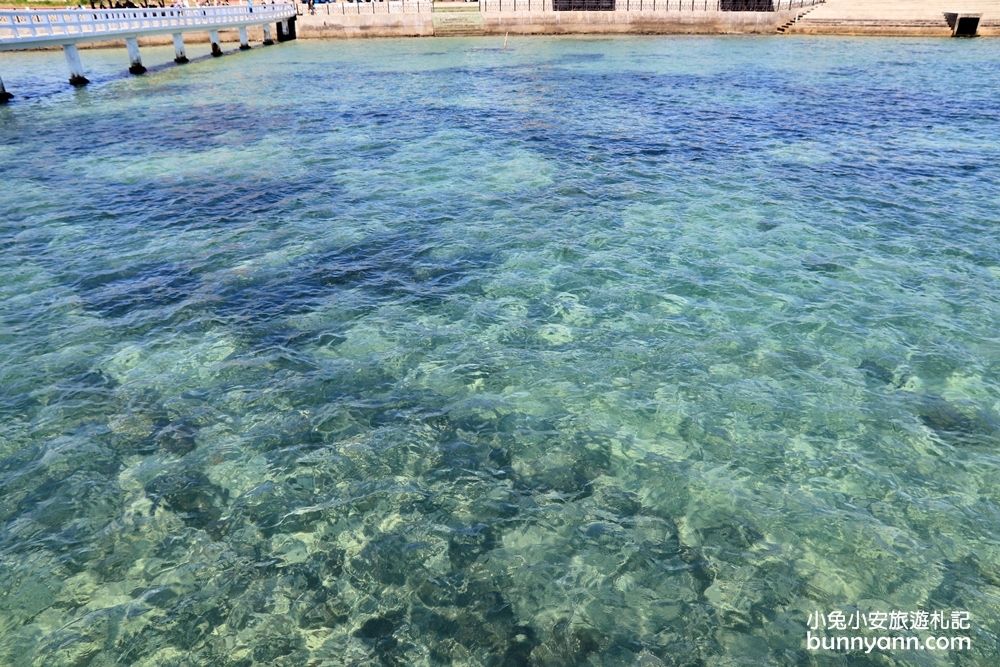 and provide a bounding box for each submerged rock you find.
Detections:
[522,465,594,502]
[802,260,845,275]
[680,547,716,595]
[145,472,228,530]
[349,532,429,590]
[252,636,297,663]
[448,524,499,569]
[531,619,605,667]
[858,359,894,385]
[500,624,536,667]
[917,395,999,447]
[597,488,642,519]
[355,615,395,640]
[154,419,198,456]
[354,611,404,655]
[700,519,763,552]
